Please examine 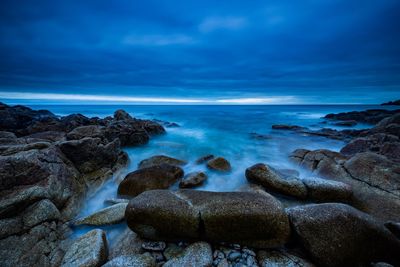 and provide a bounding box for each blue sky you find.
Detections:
[0,0,399,104]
